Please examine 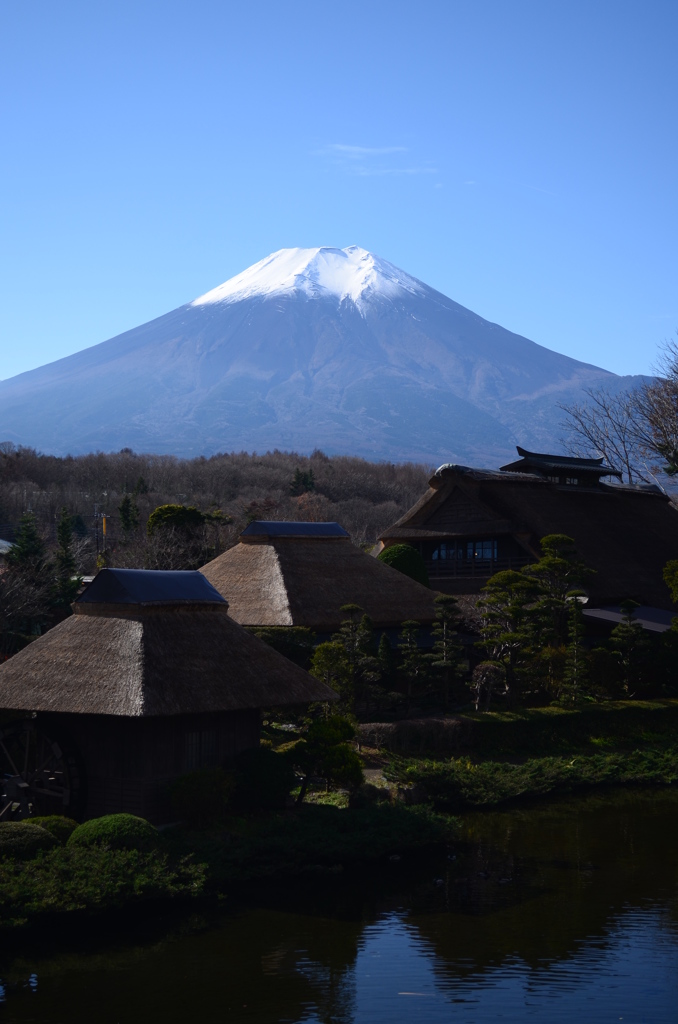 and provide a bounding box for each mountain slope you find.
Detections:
[0,246,640,464]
